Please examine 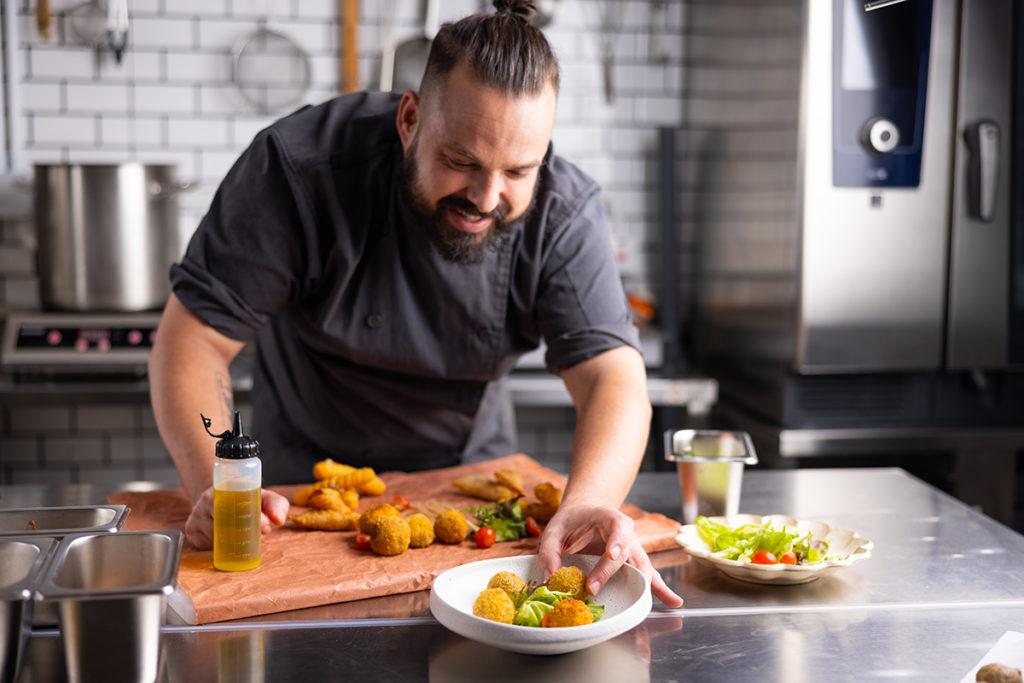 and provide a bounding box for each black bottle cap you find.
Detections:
[201,411,260,460]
